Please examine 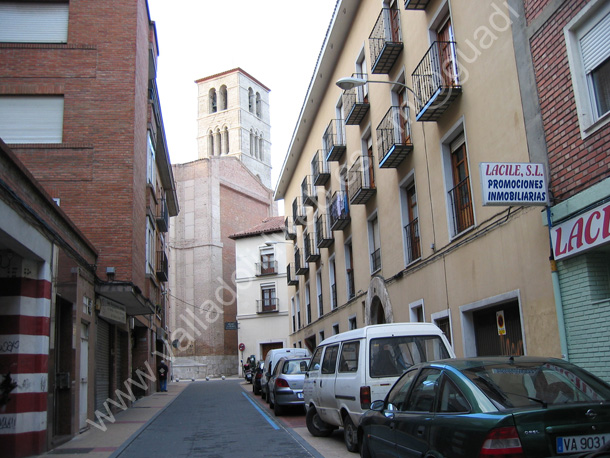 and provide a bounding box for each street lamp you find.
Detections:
[335,76,420,104]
